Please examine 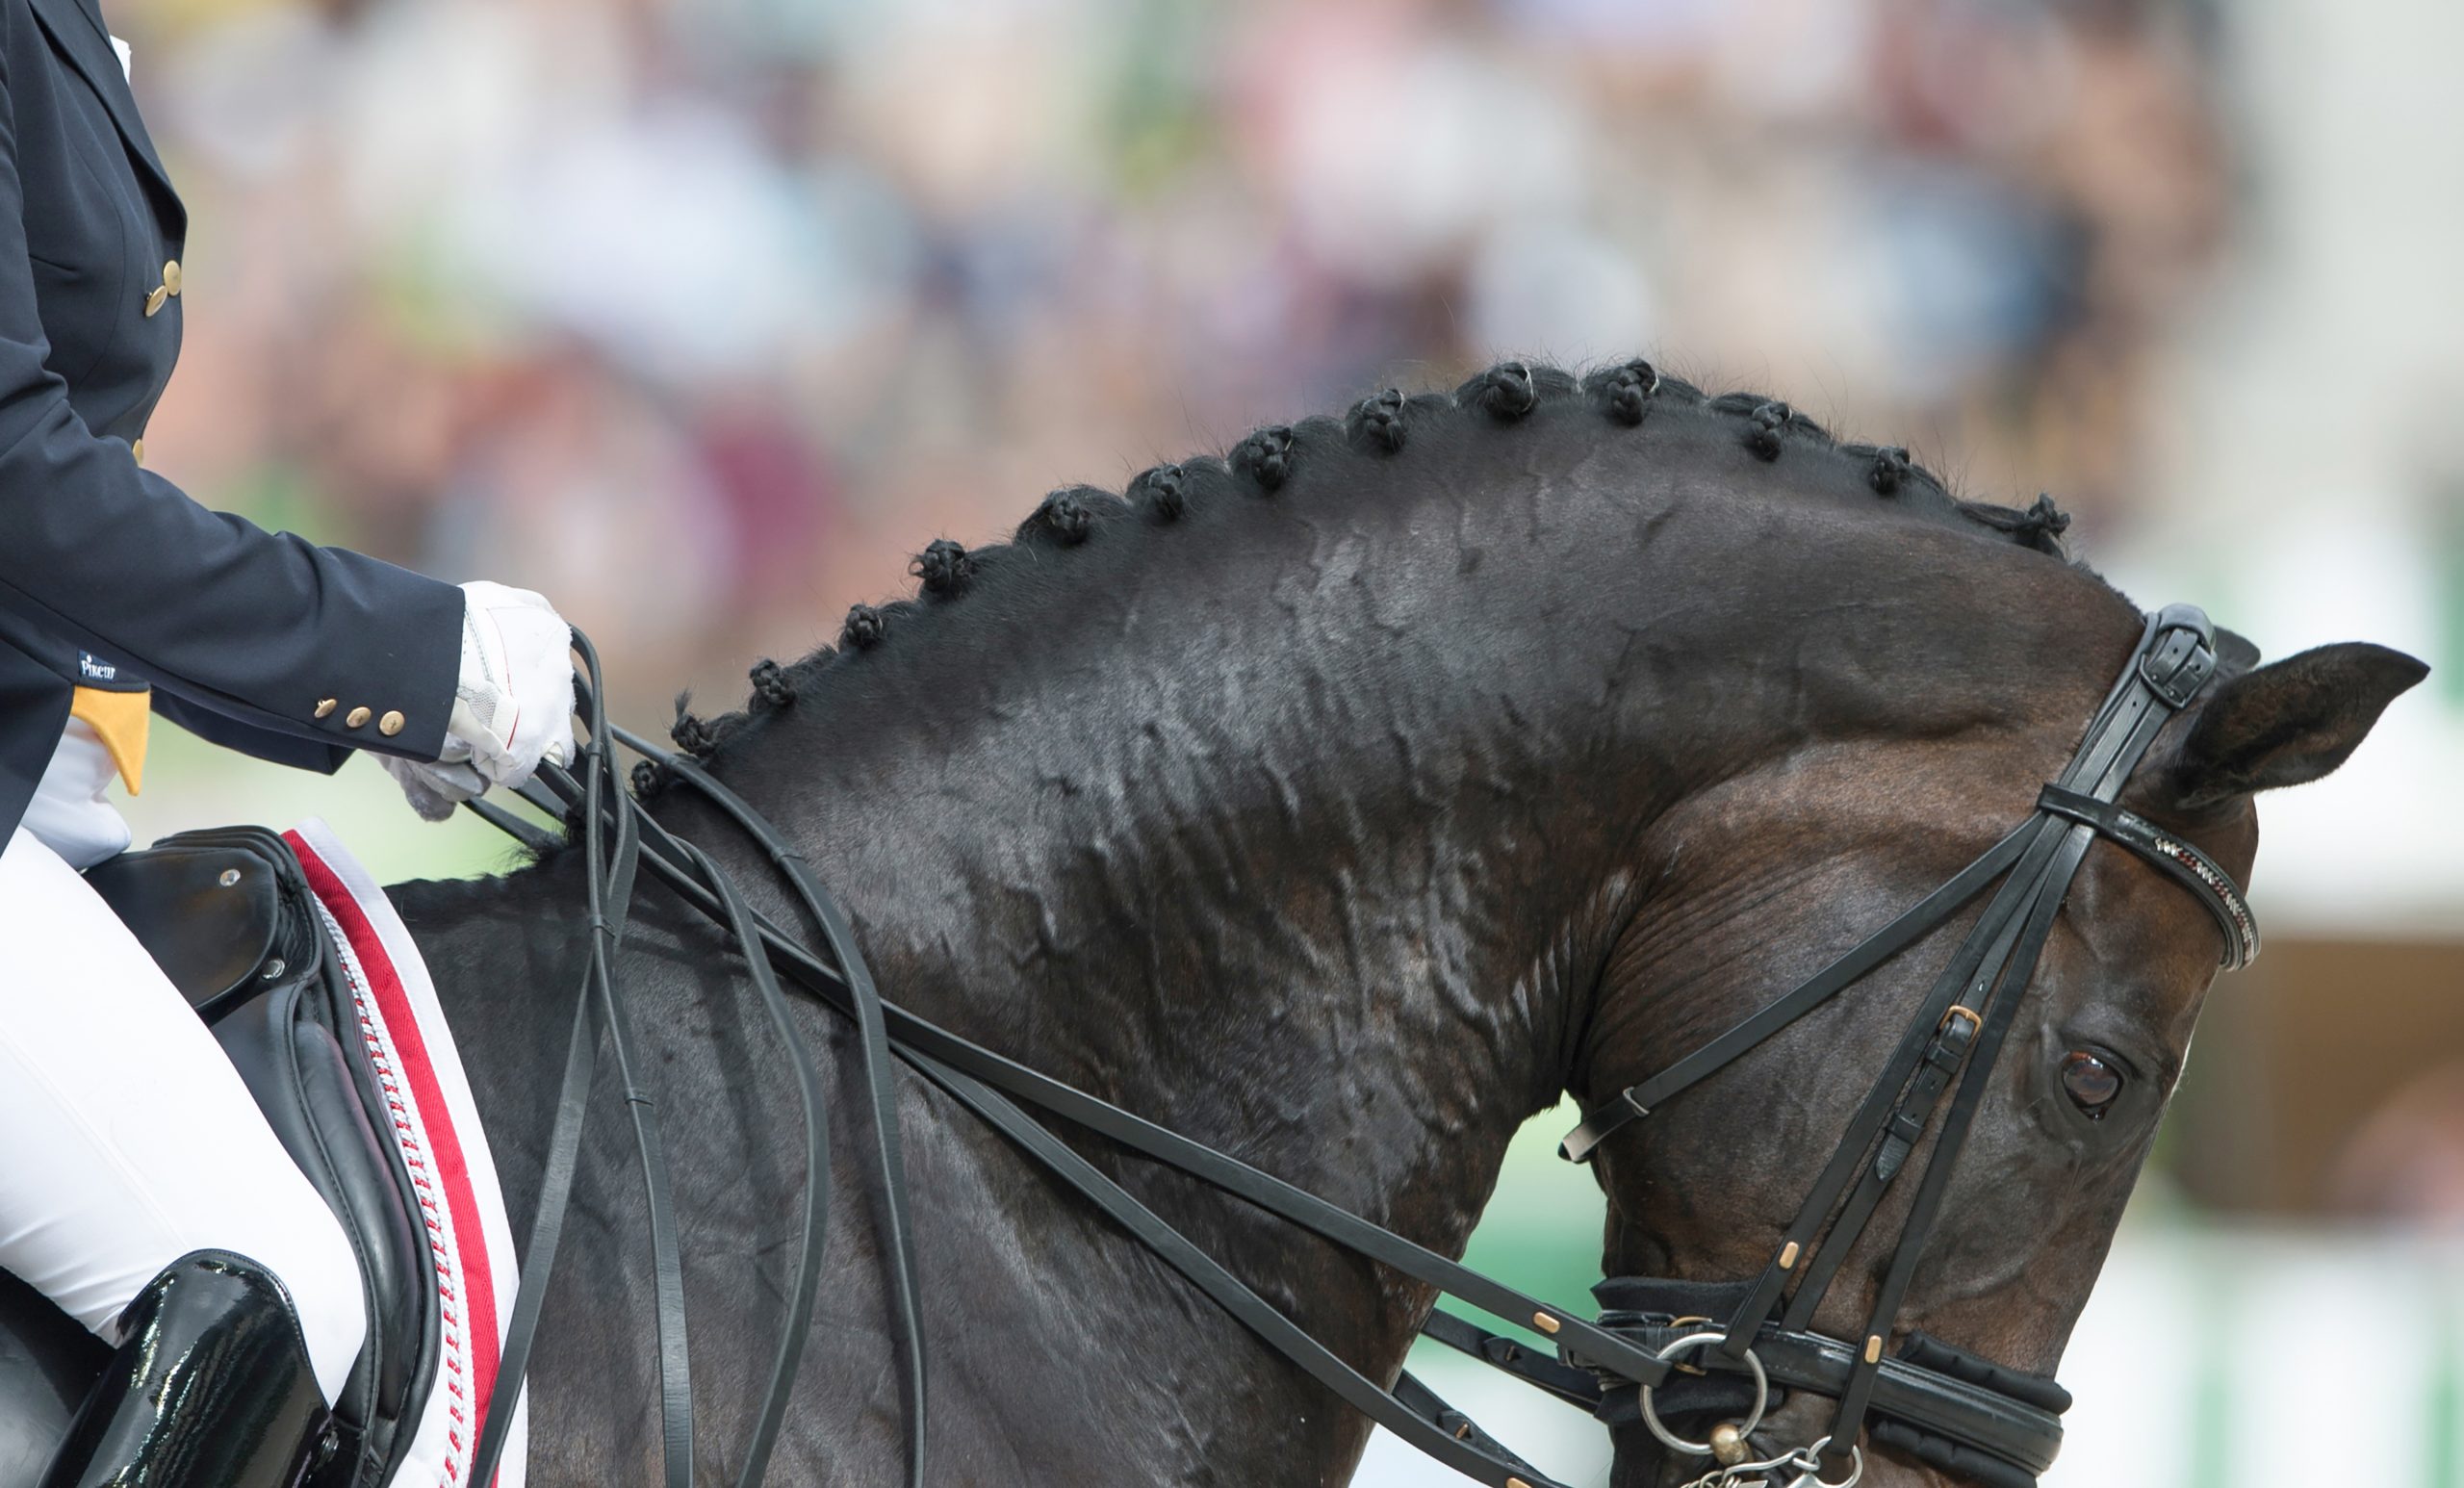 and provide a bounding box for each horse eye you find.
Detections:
[2060,1051,2124,1117]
